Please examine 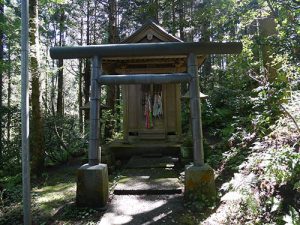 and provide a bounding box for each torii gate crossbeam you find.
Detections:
[50,42,241,59]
